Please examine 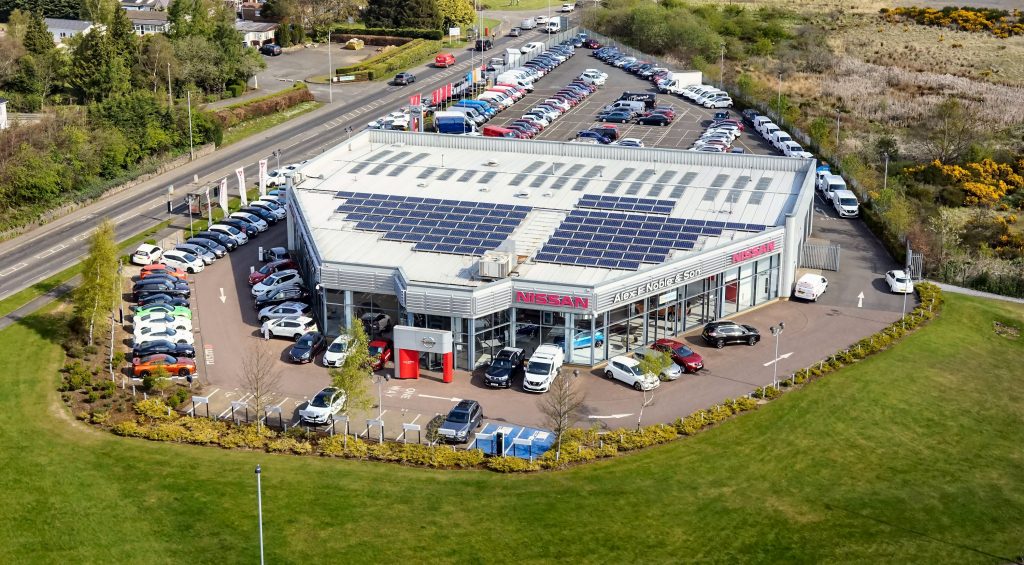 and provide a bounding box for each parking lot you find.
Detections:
[120,39,916,441]
[484,47,777,154]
